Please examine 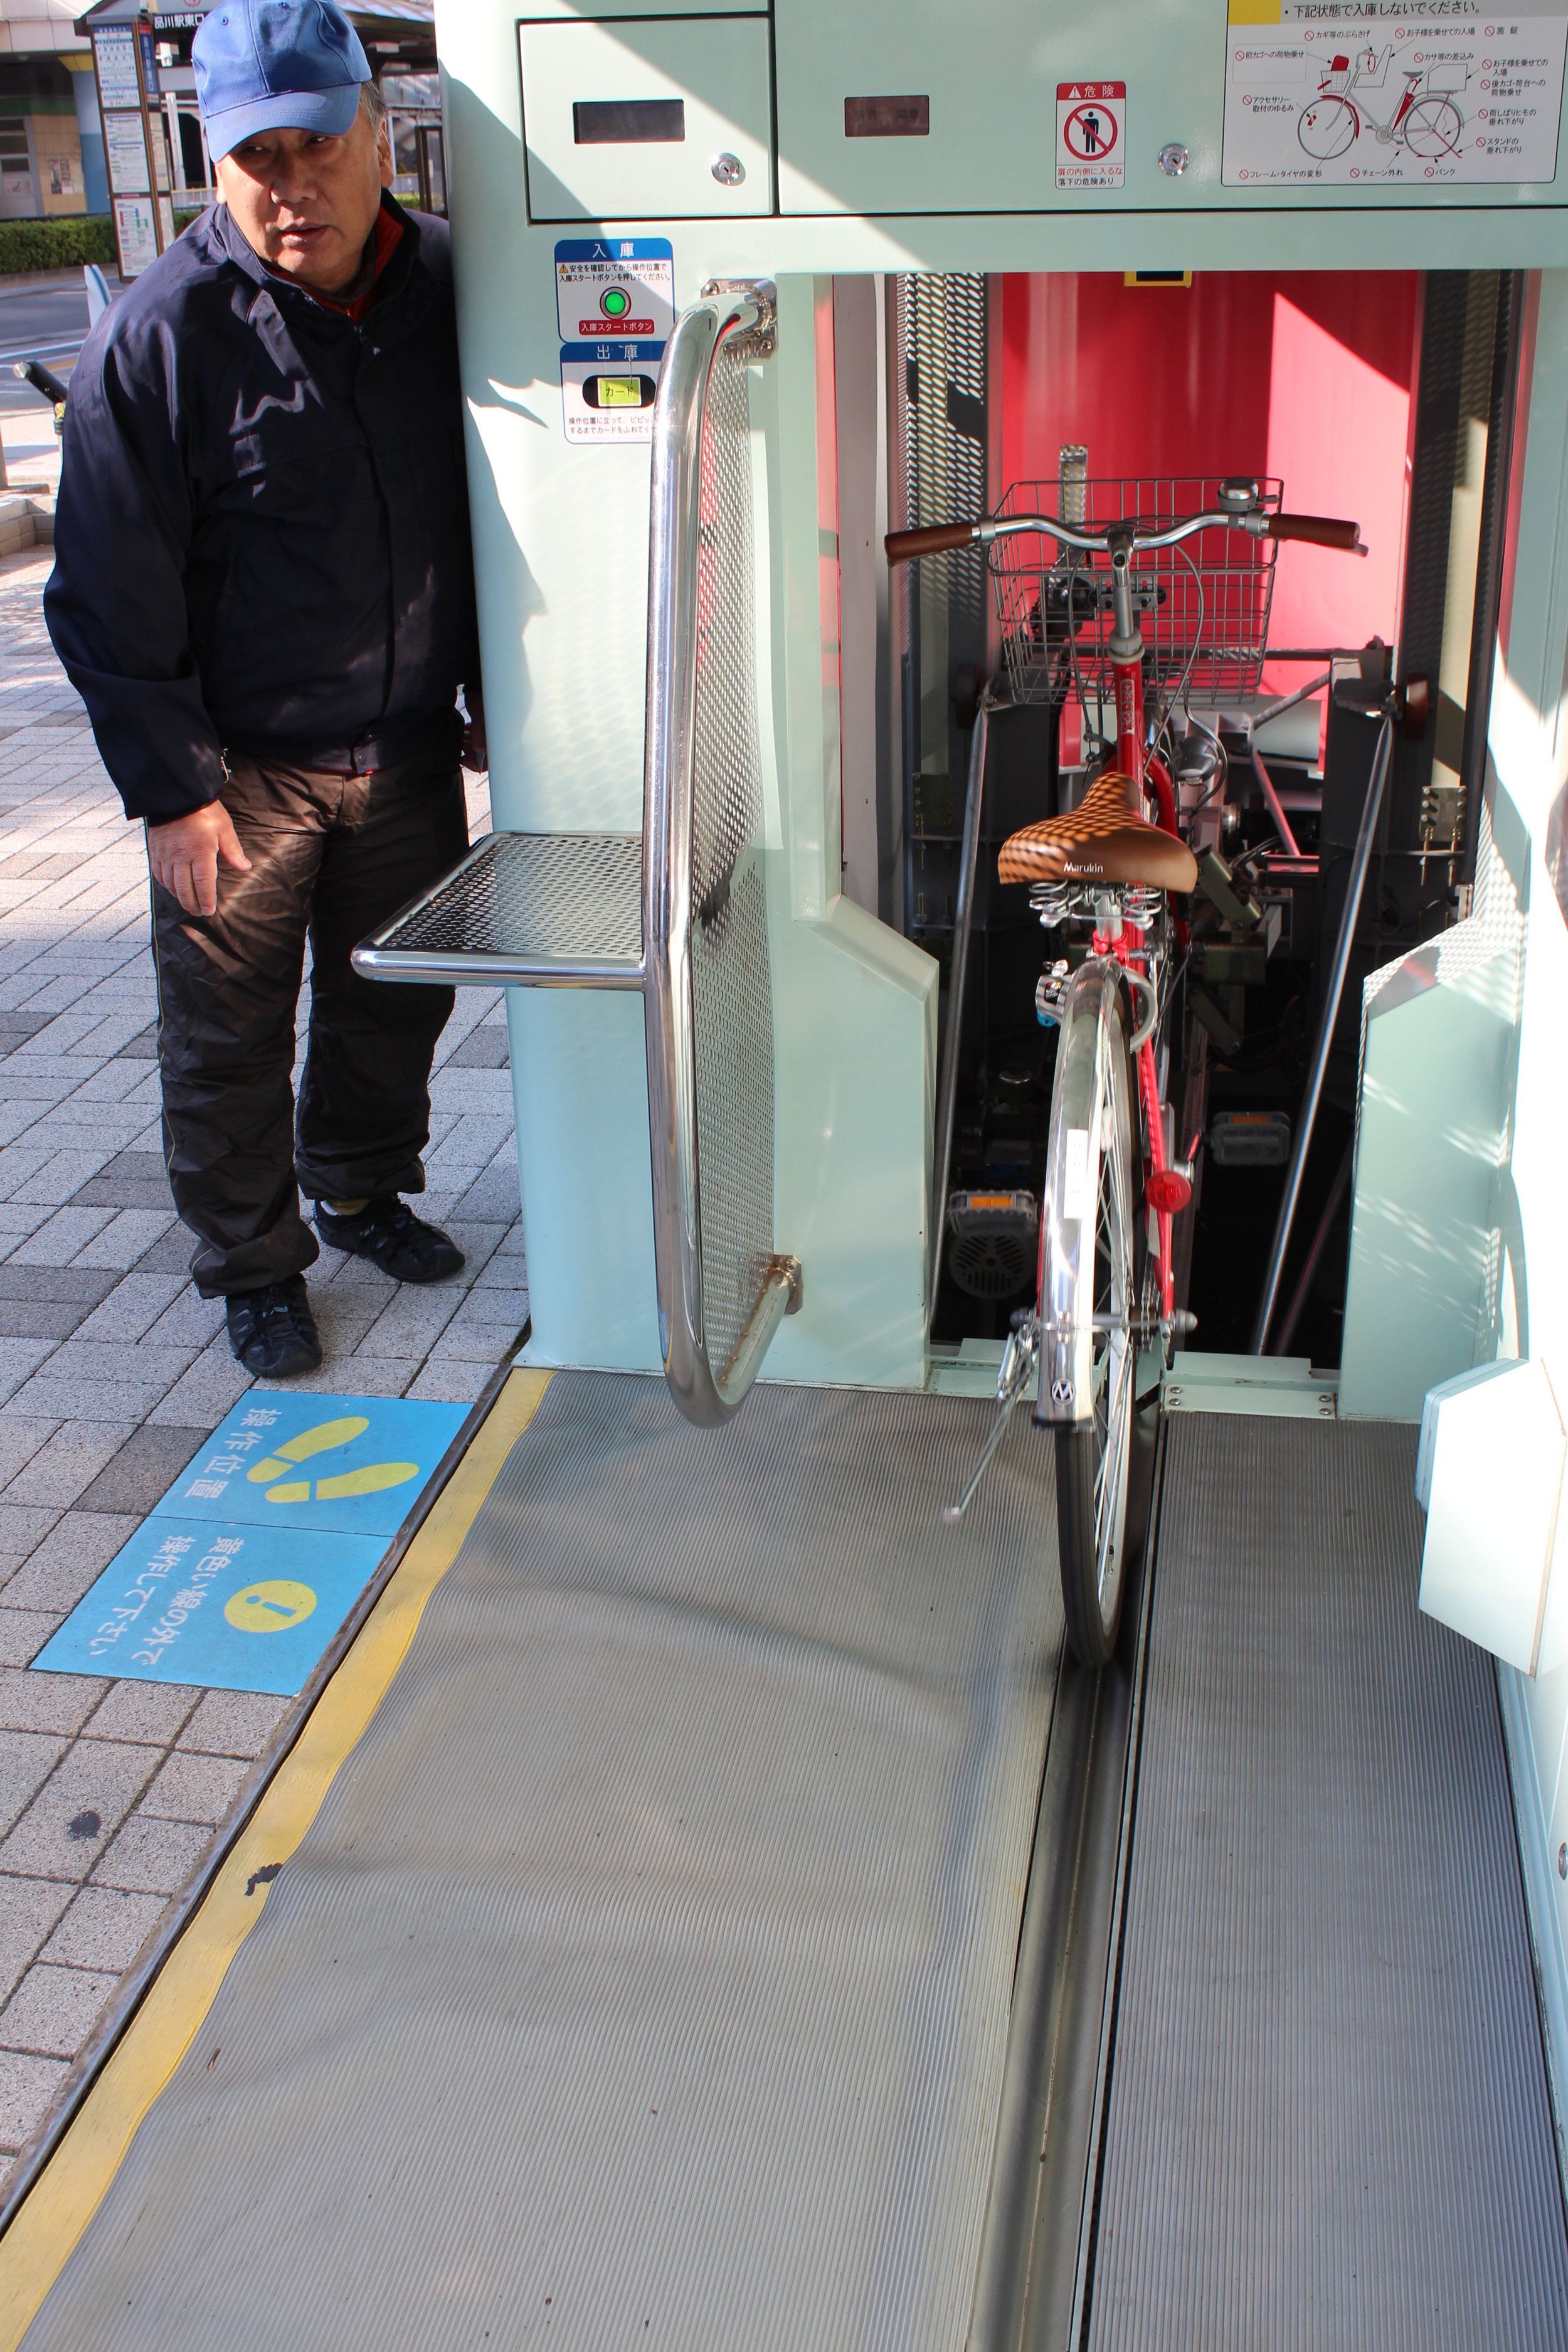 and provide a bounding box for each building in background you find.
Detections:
[0,0,437,226]
[0,3,98,218]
